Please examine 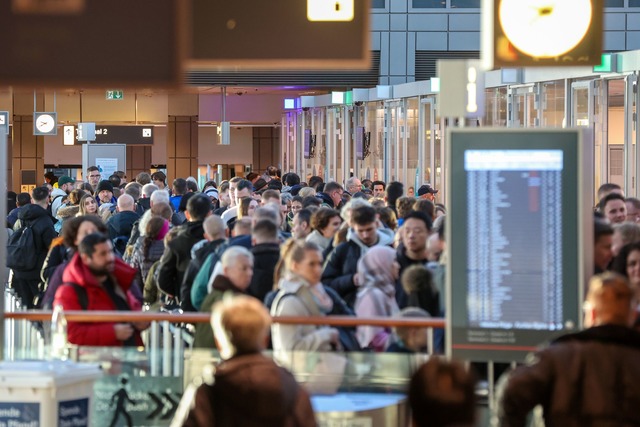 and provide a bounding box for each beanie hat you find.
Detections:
[96,180,114,194]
